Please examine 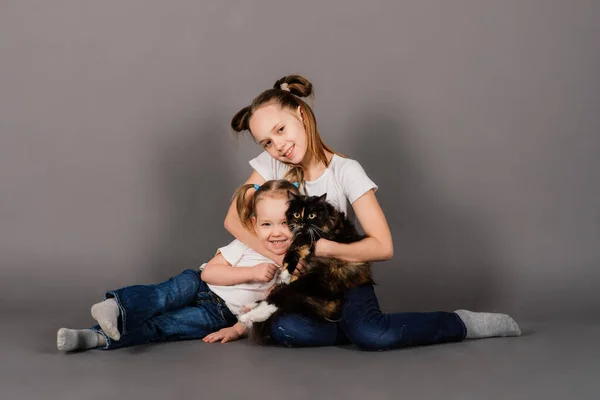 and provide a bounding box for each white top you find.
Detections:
[199,239,277,316]
[249,151,378,215]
